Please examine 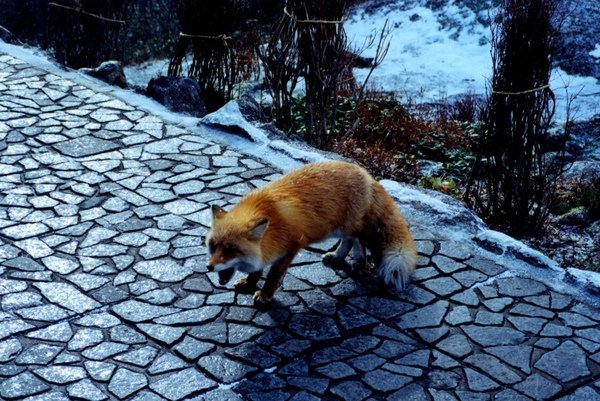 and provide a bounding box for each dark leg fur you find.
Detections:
[254,252,296,304]
[234,271,262,293]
